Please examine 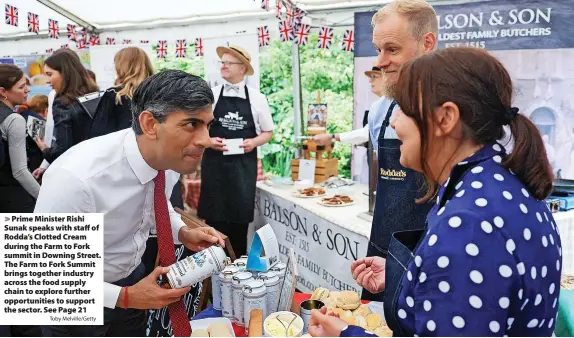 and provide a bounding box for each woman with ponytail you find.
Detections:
[311,47,562,337]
